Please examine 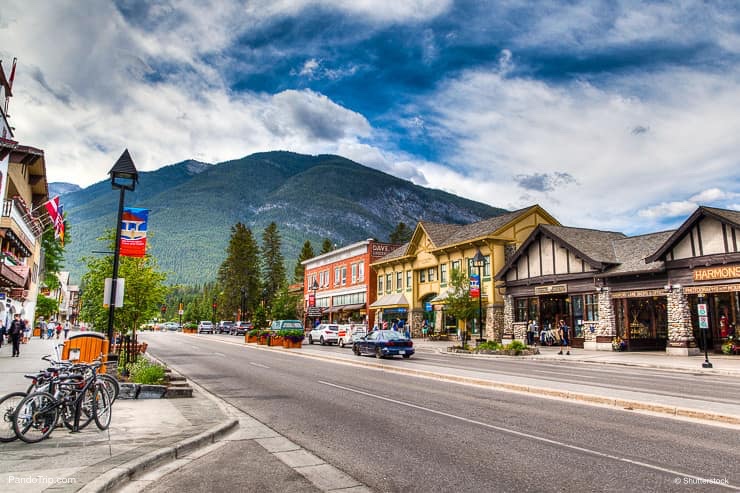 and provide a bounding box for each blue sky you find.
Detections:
[1,0,738,234]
